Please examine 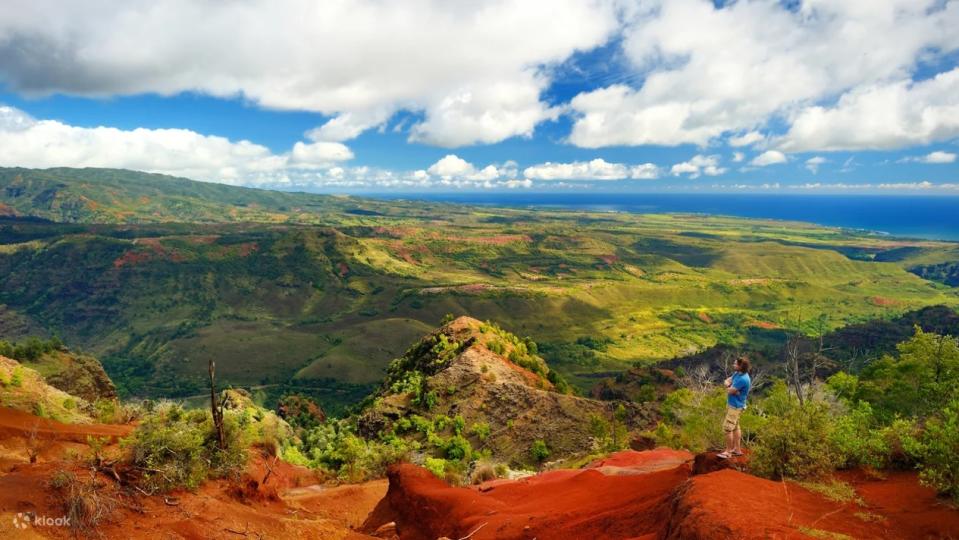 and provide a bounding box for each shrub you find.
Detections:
[424,457,447,478]
[10,366,23,387]
[530,439,550,462]
[300,421,410,482]
[94,399,141,424]
[751,394,835,480]
[124,404,246,492]
[471,462,497,484]
[902,398,959,502]
[828,400,891,470]
[652,386,760,452]
[470,422,491,442]
[444,435,472,461]
[452,415,466,435]
[50,470,117,535]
